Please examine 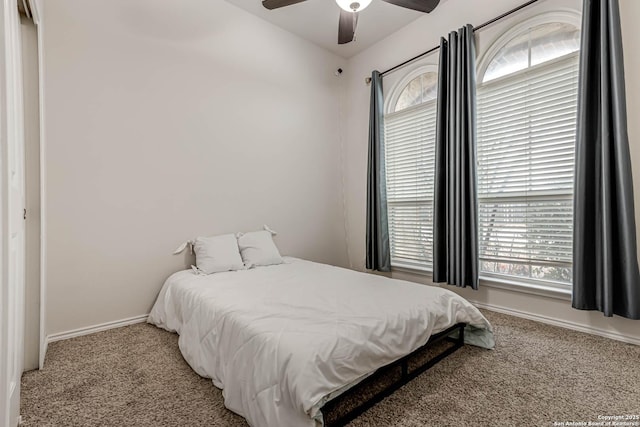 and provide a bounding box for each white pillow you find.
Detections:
[237,230,284,268]
[193,234,244,274]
